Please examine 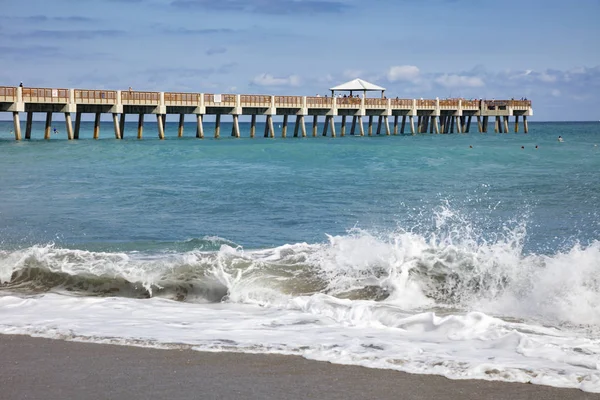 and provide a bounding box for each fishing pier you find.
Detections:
[0,81,532,140]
